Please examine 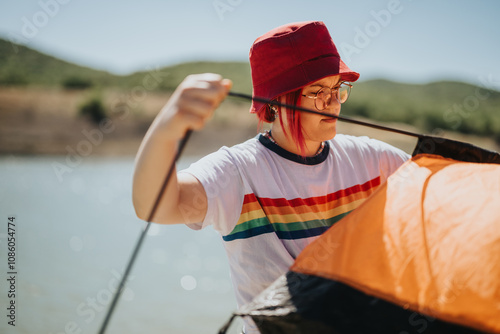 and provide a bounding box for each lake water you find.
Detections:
[0,155,243,334]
